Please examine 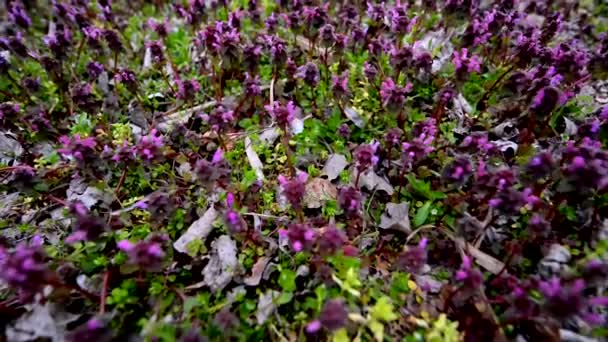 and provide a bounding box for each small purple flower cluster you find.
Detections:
[118,235,168,272]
